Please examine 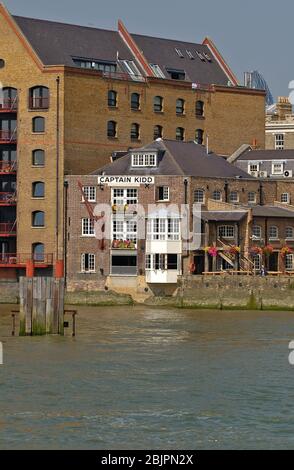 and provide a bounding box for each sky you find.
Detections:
[2,0,293,100]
